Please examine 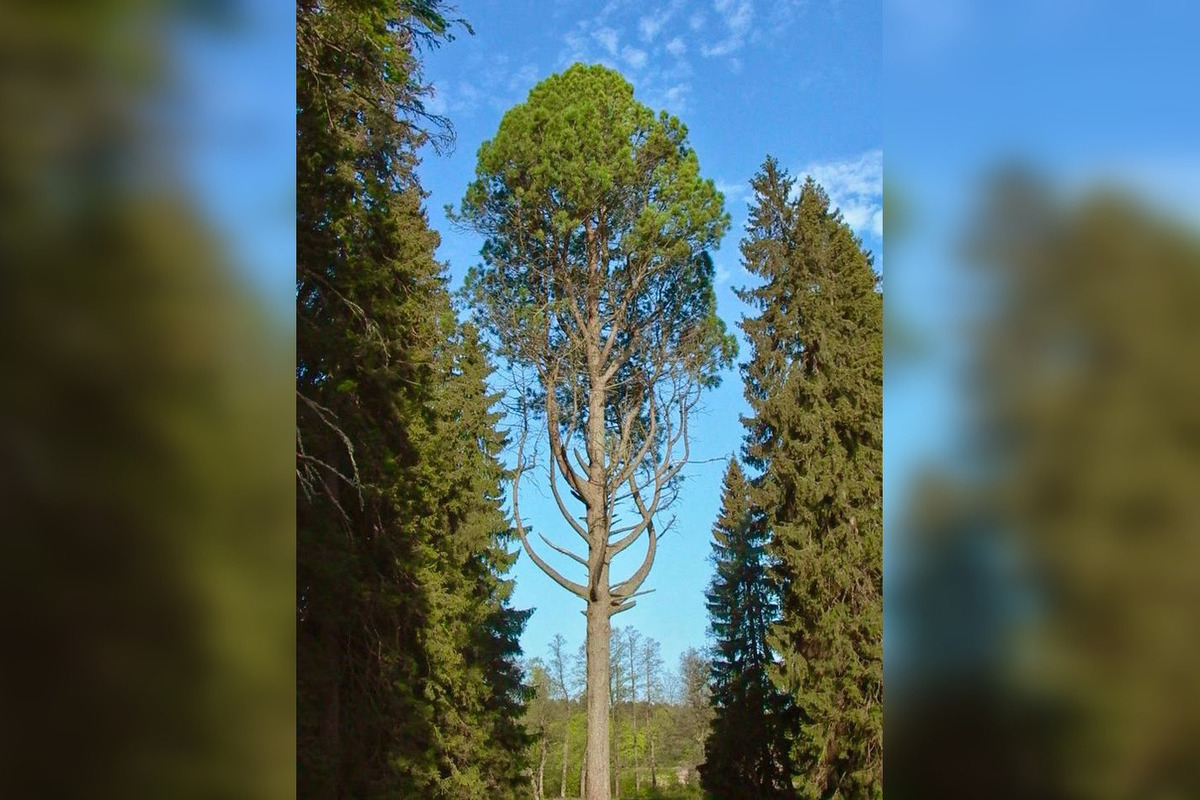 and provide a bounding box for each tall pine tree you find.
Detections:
[701,459,796,799]
[296,2,529,797]
[738,158,883,798]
